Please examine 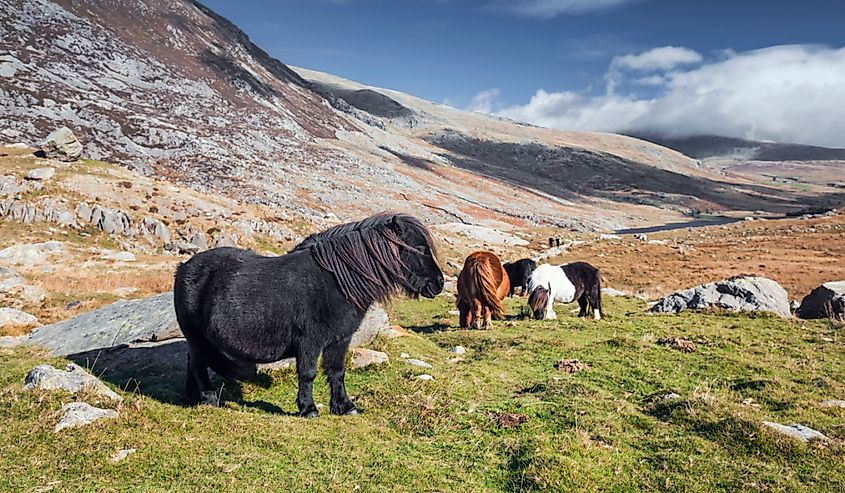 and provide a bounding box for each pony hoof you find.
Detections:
[301,410,319,419]
[200,391,220,406]
[345,408,360,416]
